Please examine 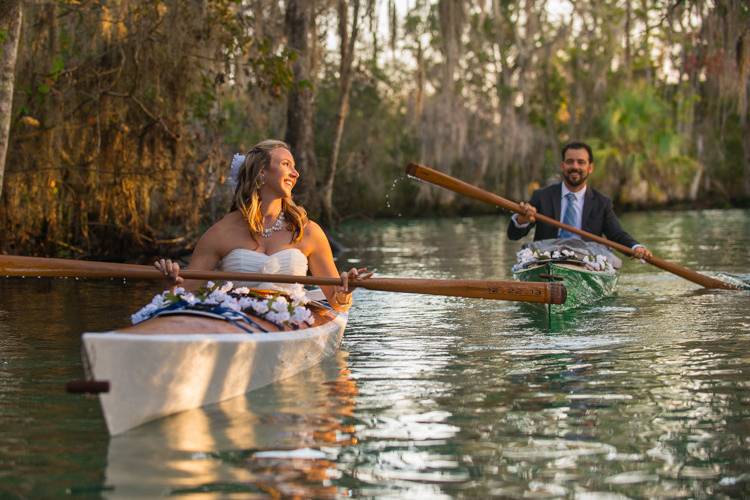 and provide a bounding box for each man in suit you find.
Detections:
[507,141,652,260]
